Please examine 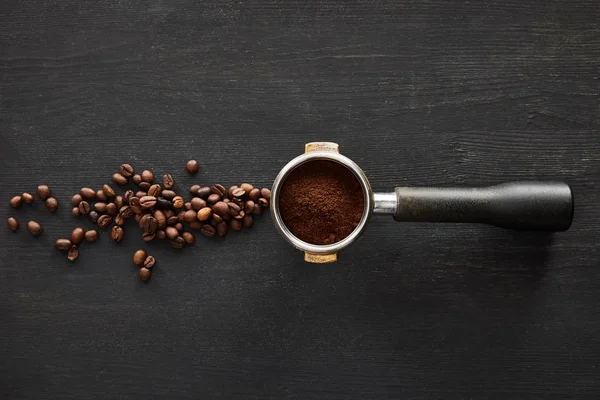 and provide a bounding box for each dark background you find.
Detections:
[1,1,599,398]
